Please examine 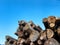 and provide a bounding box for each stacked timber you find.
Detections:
[5,16,60,45]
